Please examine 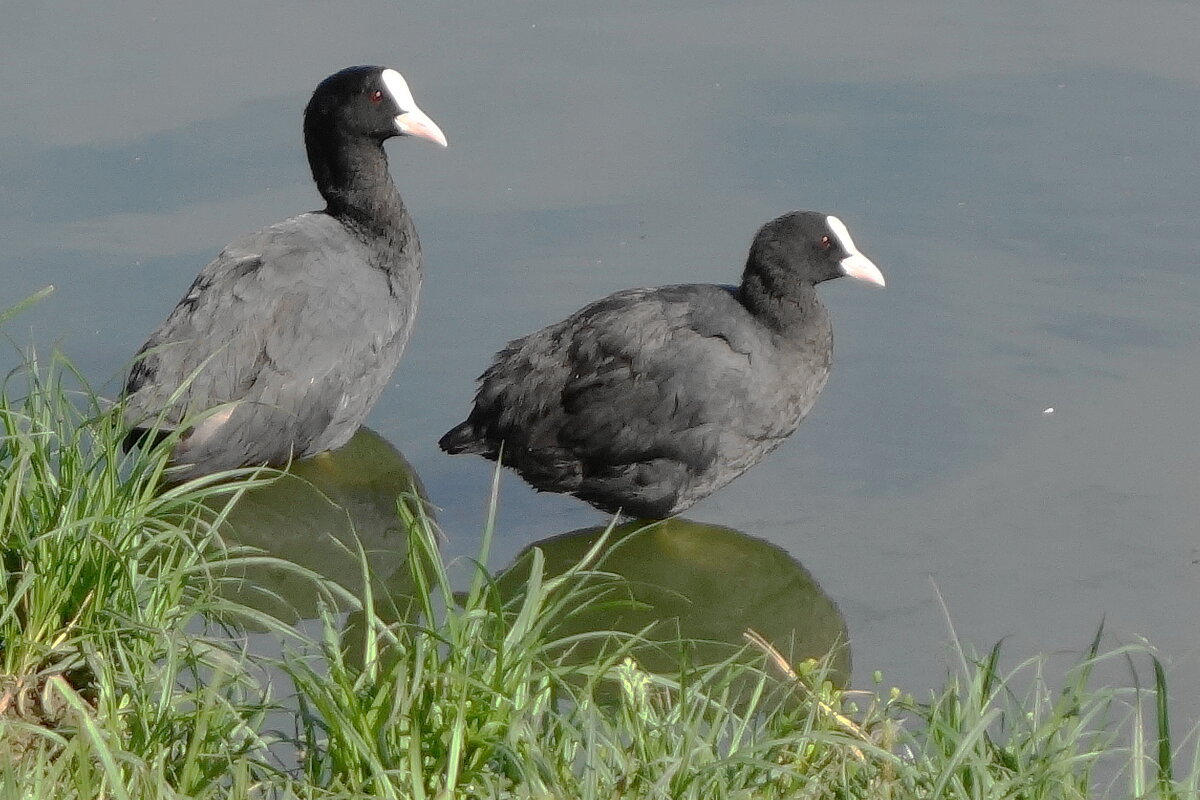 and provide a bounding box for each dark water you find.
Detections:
[3,1,1197,724]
